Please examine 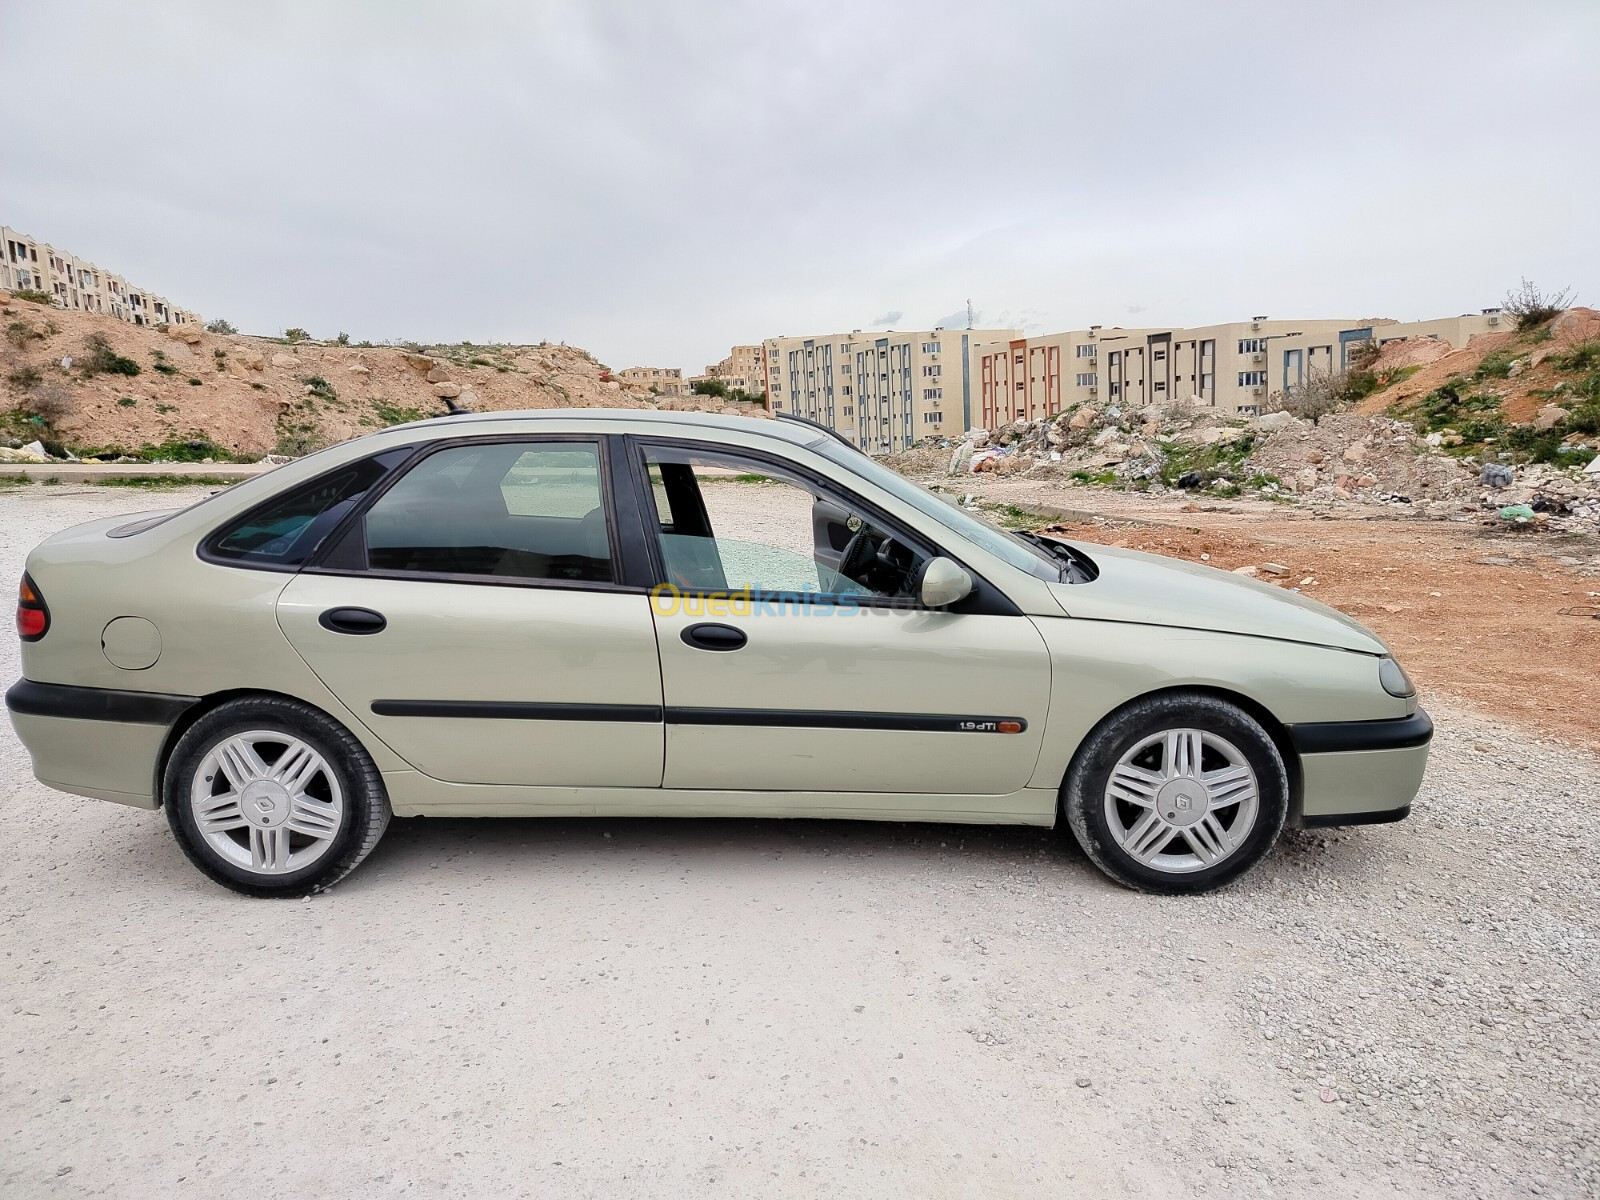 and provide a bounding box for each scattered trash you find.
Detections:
[1497,504,1538,524]
[1480,463,1514,488]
